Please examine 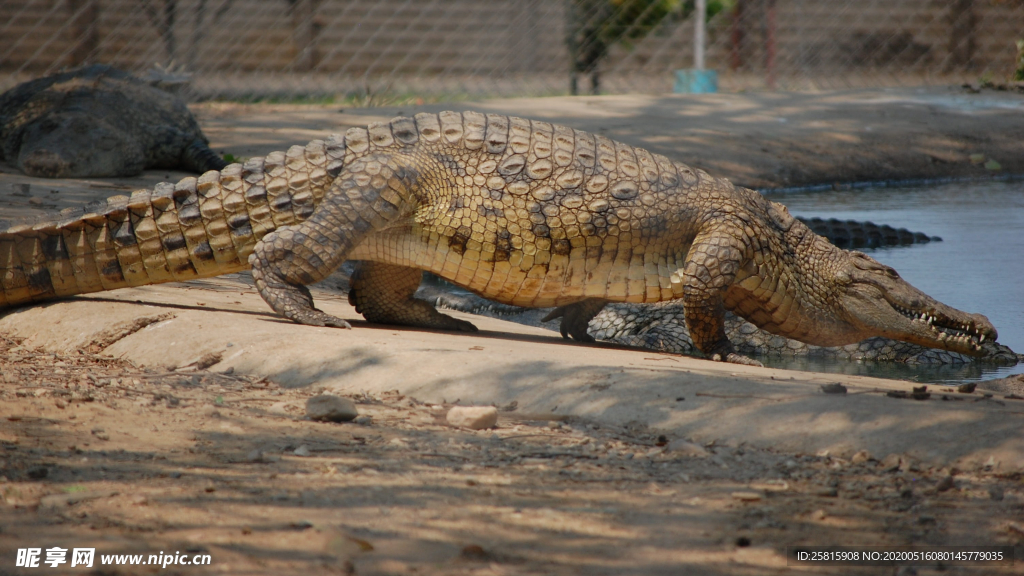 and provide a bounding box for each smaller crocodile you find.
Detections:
[0,64,226,178]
